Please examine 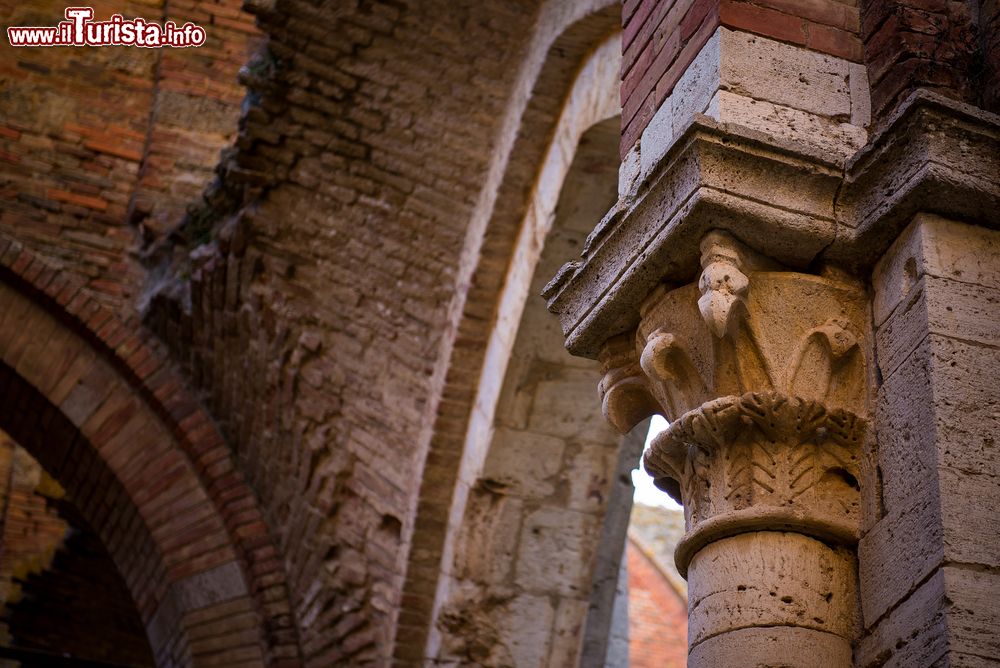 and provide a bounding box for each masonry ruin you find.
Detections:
[0,0,998,666]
